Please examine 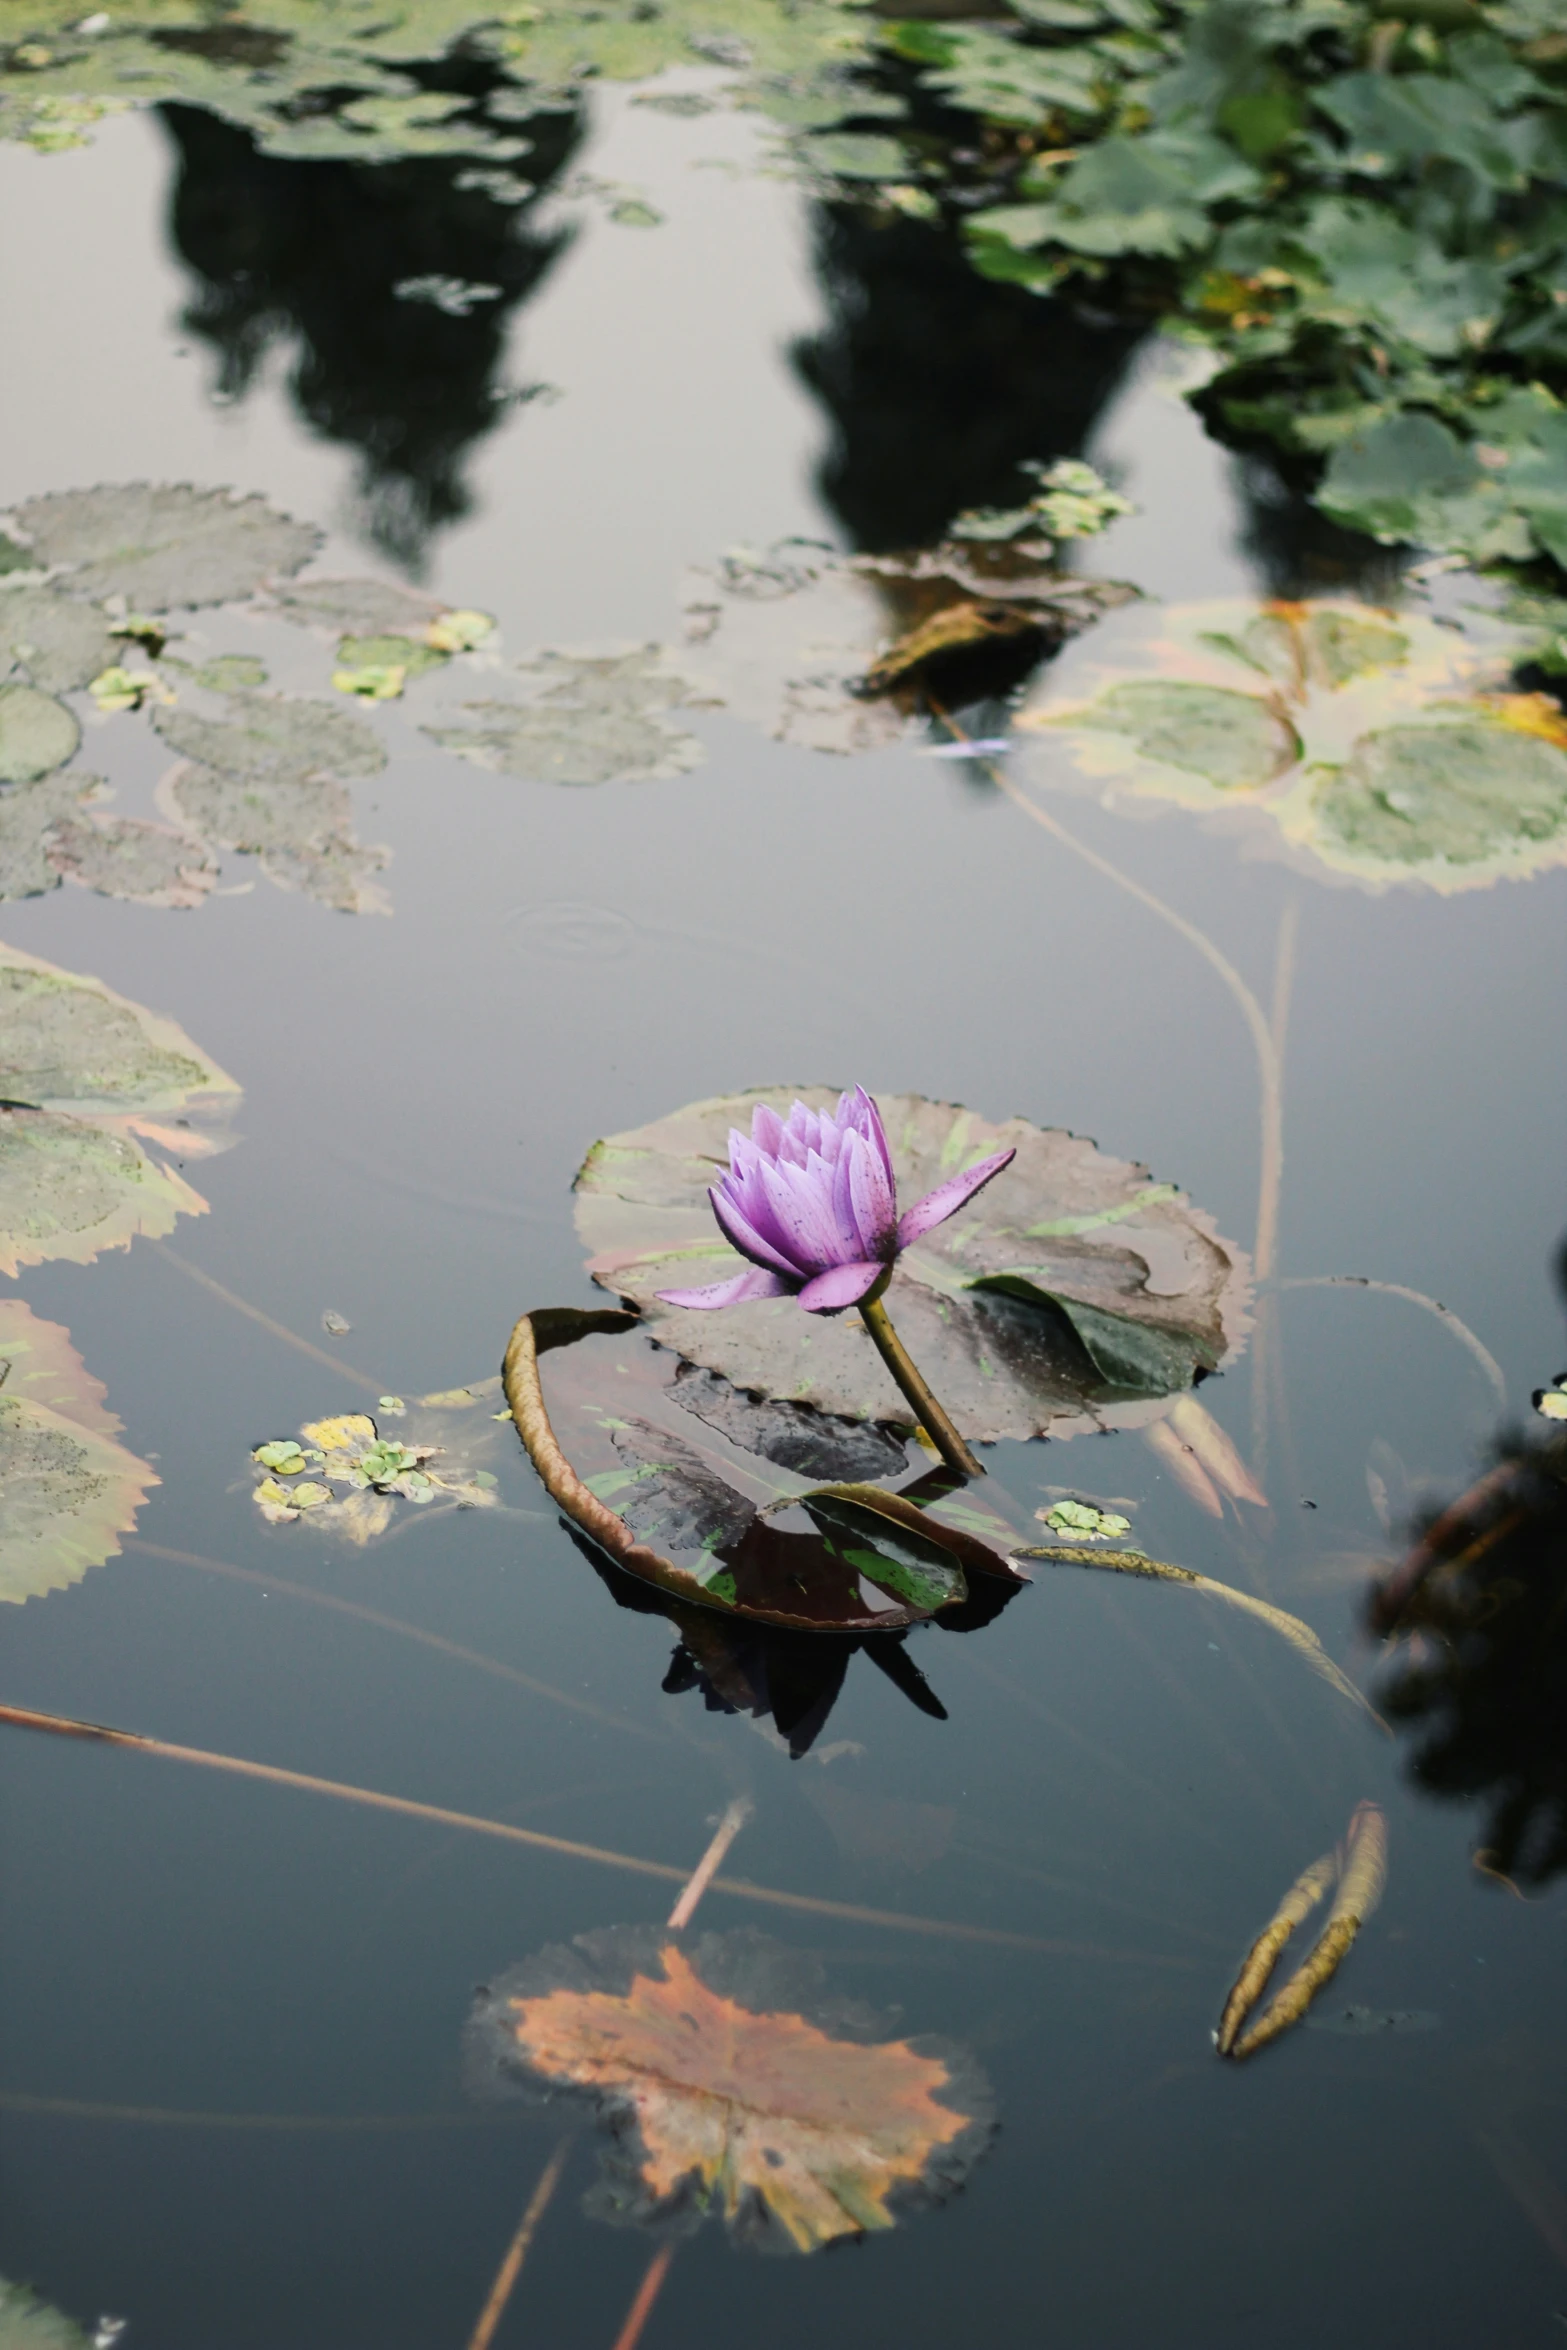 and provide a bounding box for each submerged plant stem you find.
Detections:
[468,2138,572,2350]
[668,1796,753,1930]
[859,1292,984,1478]
[611,2243,677,2350]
